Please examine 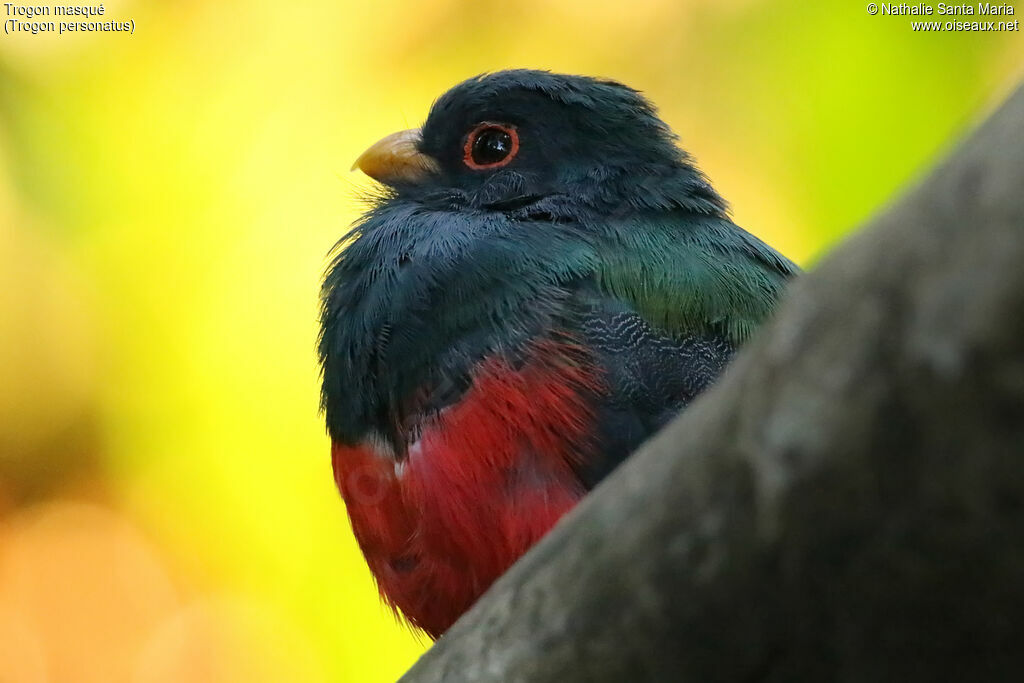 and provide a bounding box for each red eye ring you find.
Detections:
[463,122,519,170]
